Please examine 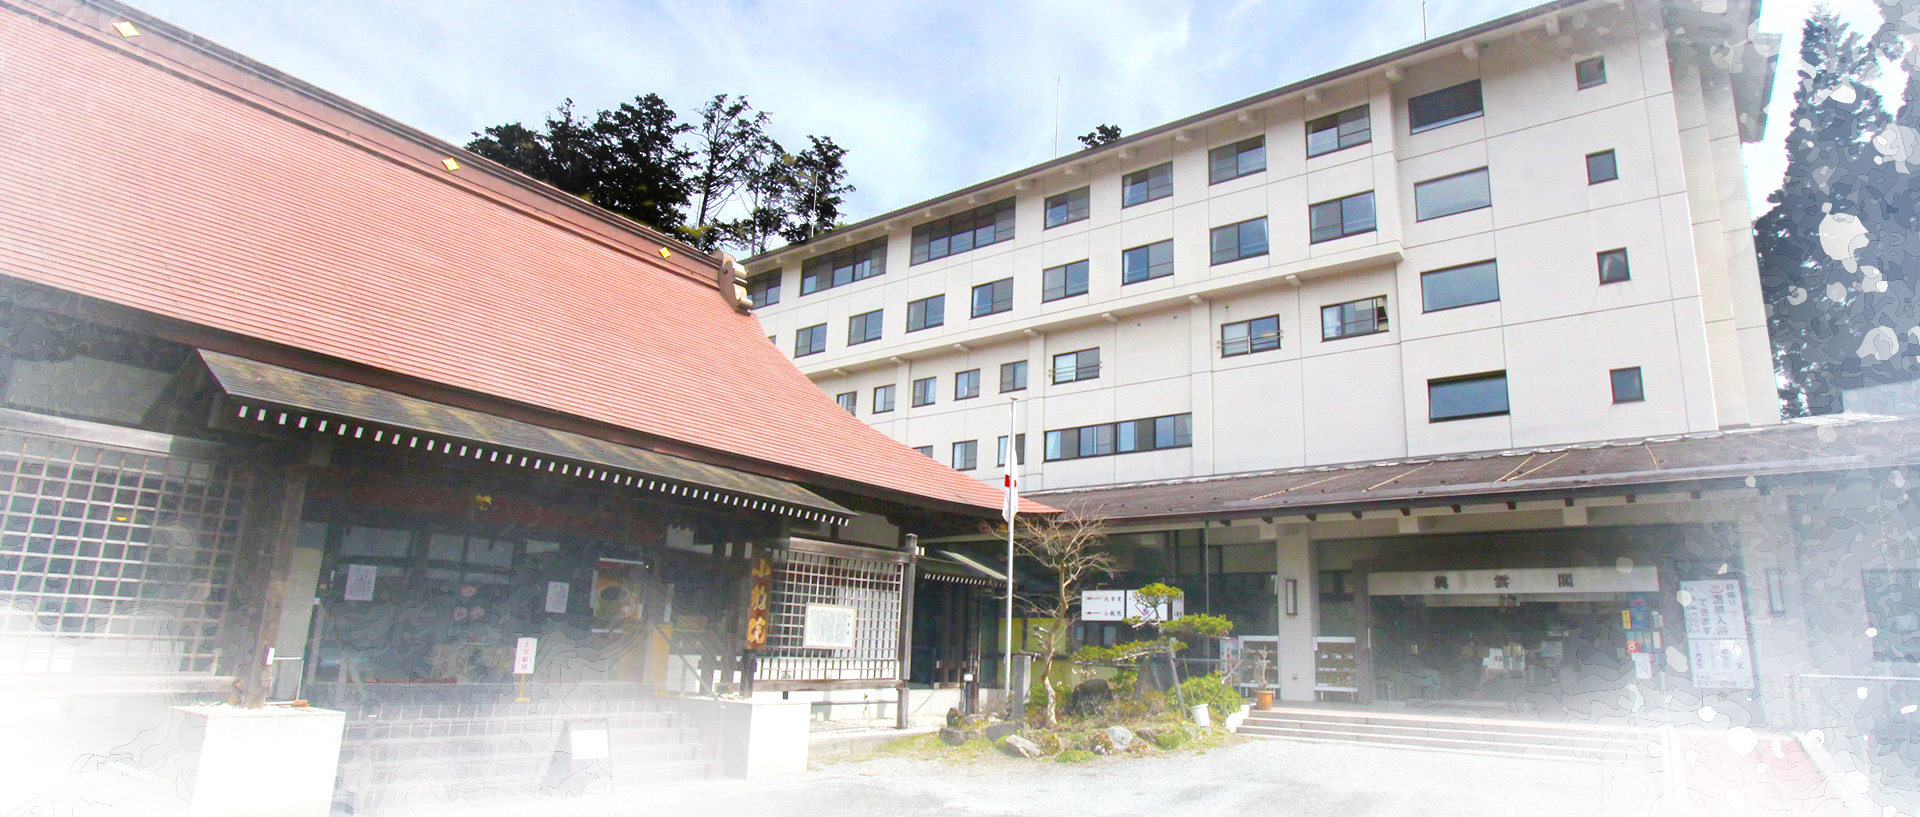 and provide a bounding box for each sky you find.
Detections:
[126,0,1902,225]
